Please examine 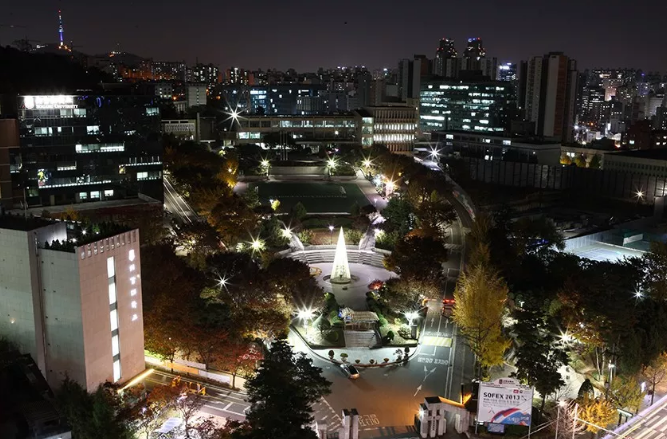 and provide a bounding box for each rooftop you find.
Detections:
[608,149,667,160]
[0,213,55,232]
